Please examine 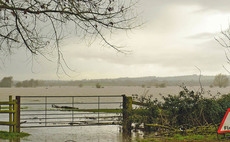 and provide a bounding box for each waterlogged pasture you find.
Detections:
[0,86,230,142]
[1,86,229,100]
